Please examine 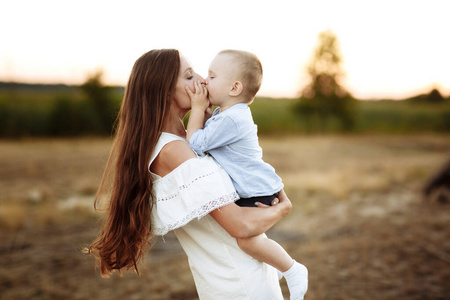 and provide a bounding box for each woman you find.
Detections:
[88,49,292,299]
